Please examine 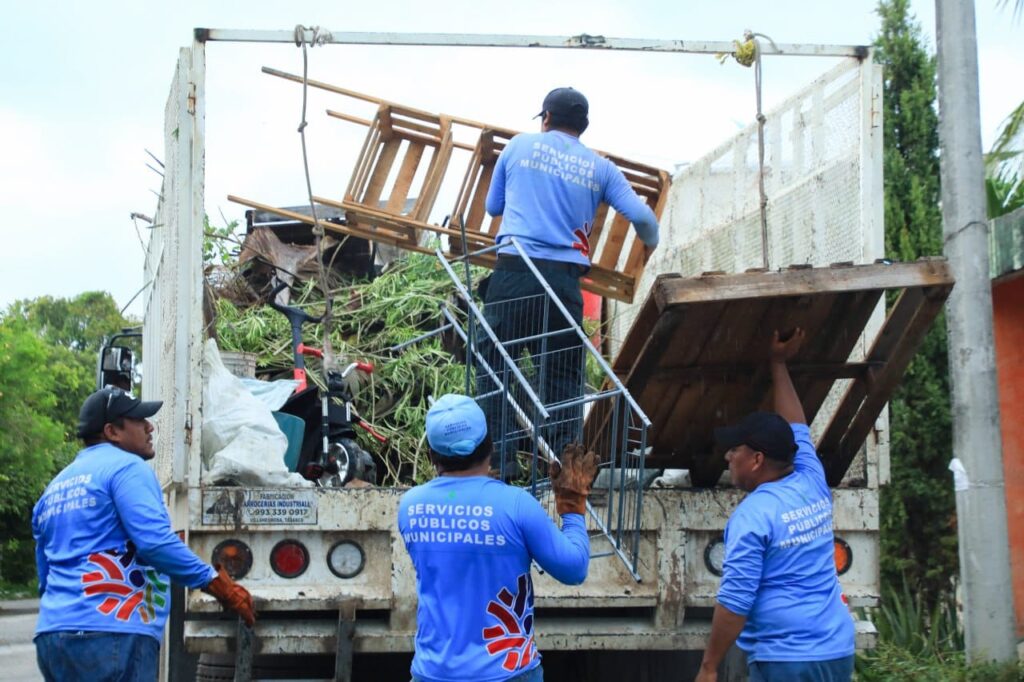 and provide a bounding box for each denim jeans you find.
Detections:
[748,655,854,682]
[475,258,586,476]
[412,663,543,681]
[35,630,160,682]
